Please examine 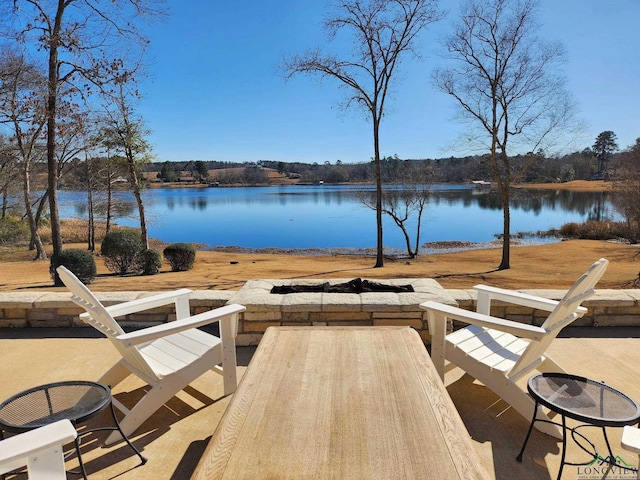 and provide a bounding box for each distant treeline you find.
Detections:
[143,149,617,185]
